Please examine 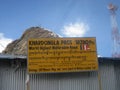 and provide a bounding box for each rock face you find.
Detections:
[2,27,59,55]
